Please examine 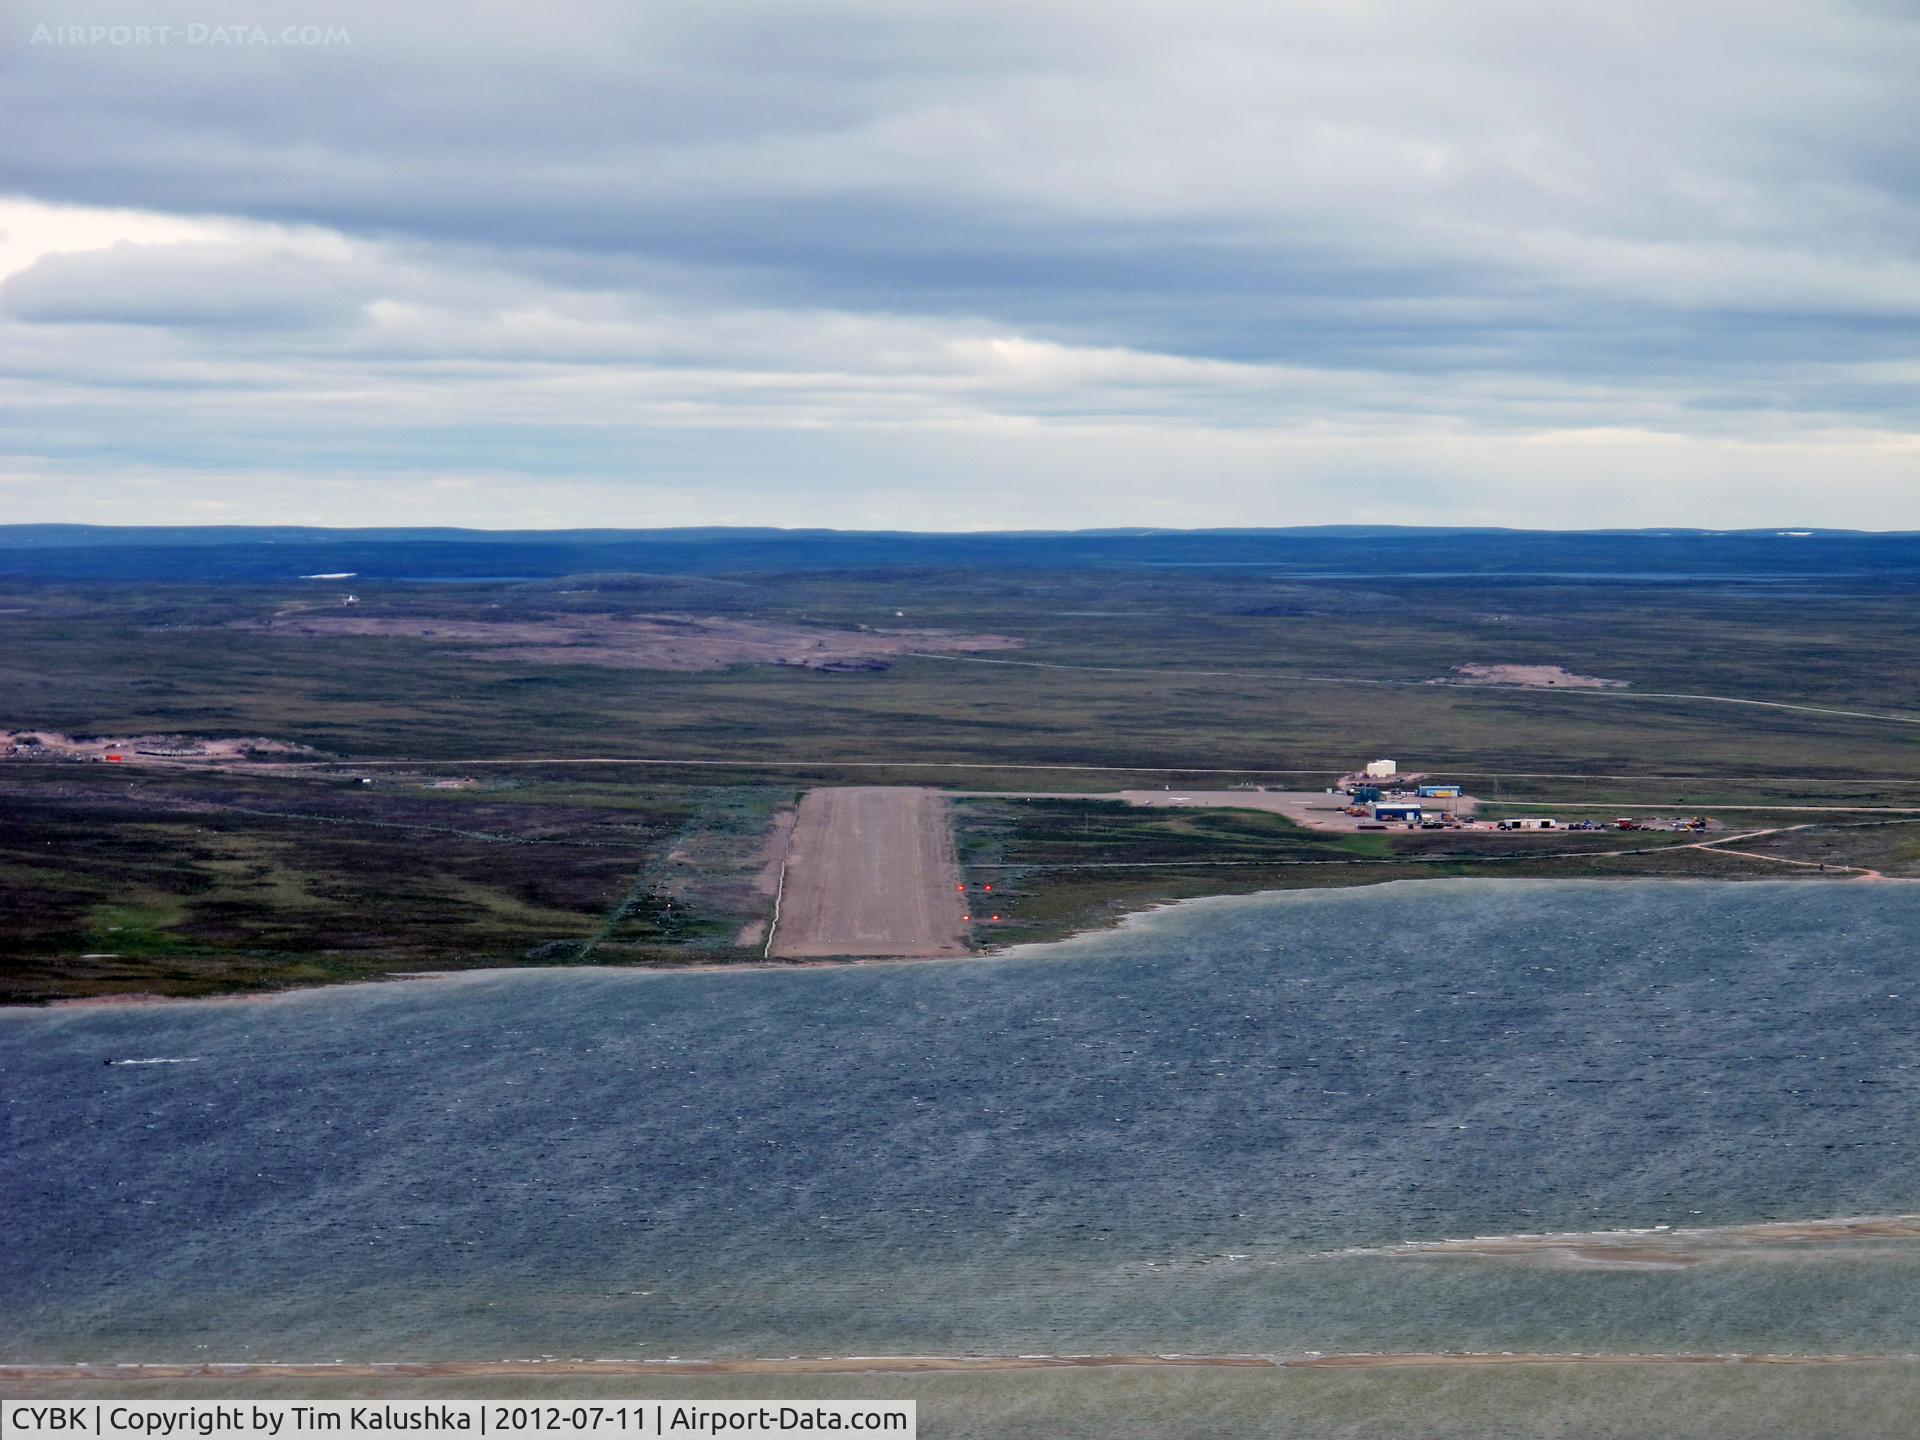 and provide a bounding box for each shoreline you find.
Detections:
[6,1351,1917,1384]
[7,1351,1912,1390]
[12,1211,1916,1381]
[13,871,1916,1011]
